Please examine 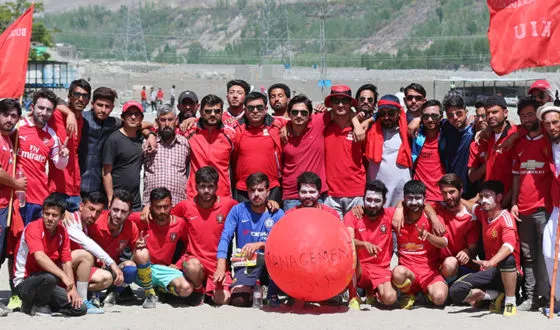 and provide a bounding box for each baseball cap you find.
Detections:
[178,91,198,104]
[324,85,358,108]
[529,79,551,94]
[122,100,143,114]
[377,94,402,111]
[484,95,507,109]
[537,102,560,121]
